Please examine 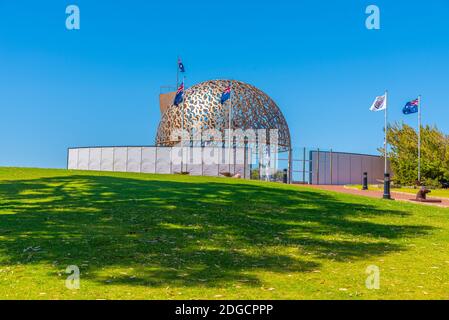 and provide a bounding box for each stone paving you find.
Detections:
[296,184,449,208]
